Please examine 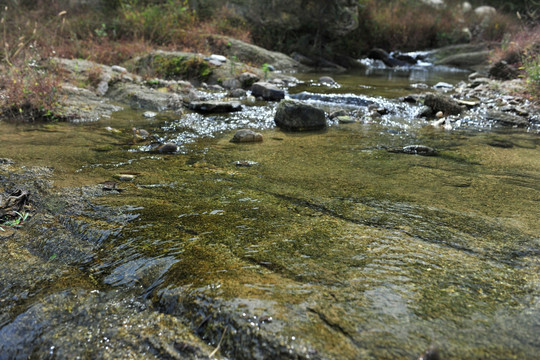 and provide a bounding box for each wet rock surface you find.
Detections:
[274,99,327,131]
[0,289,213,360]
[423,93,464,116]
[230,129,264,143]
[187,100,242,114]
[251,81,285,101]
[1,41,540,360]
